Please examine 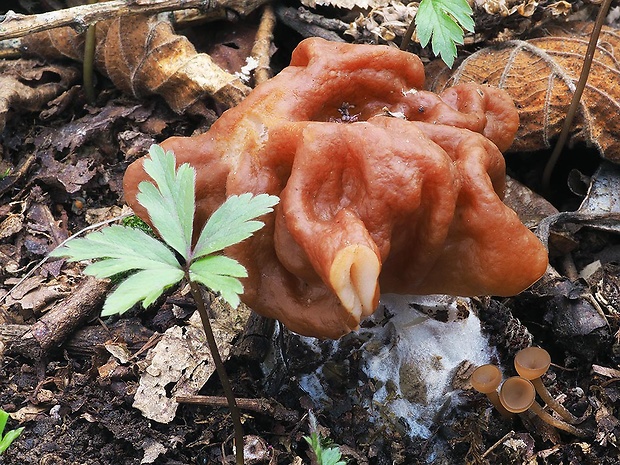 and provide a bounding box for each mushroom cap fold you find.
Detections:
[124,38,549,339]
